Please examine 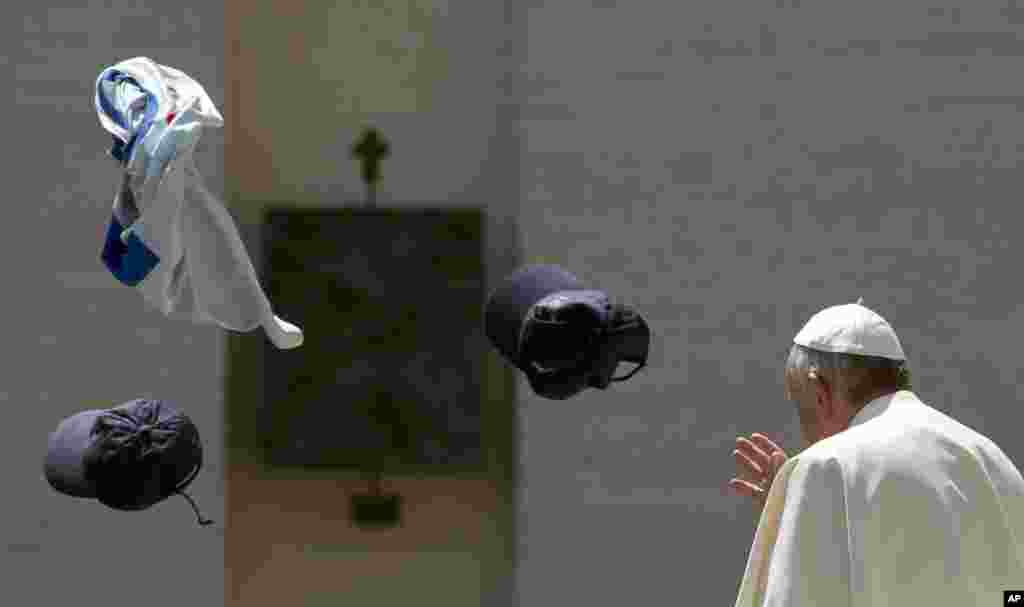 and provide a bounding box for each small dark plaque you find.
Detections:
[350,493,403,529]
